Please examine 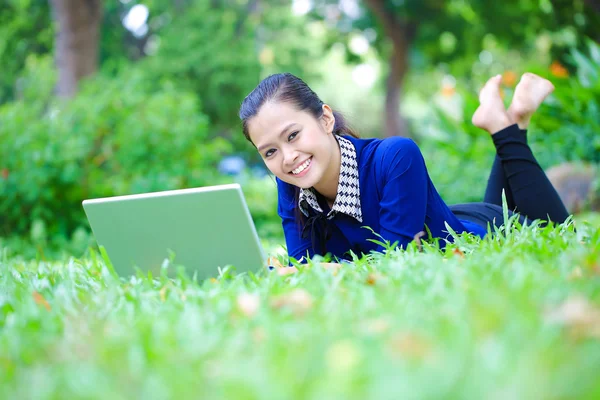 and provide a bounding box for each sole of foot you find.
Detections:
[508,73,555,130]
[472,75,512,135]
